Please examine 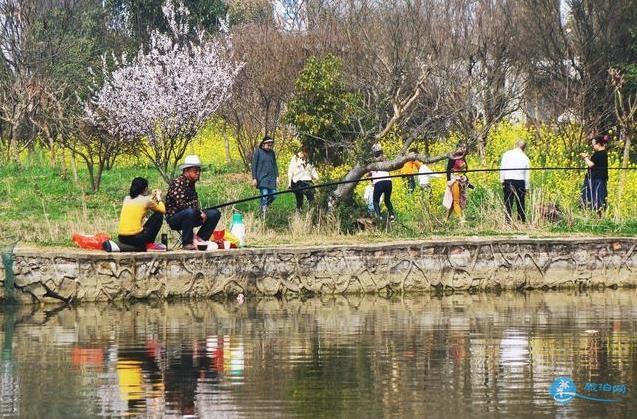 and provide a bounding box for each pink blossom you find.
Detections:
[86,1,242,180]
